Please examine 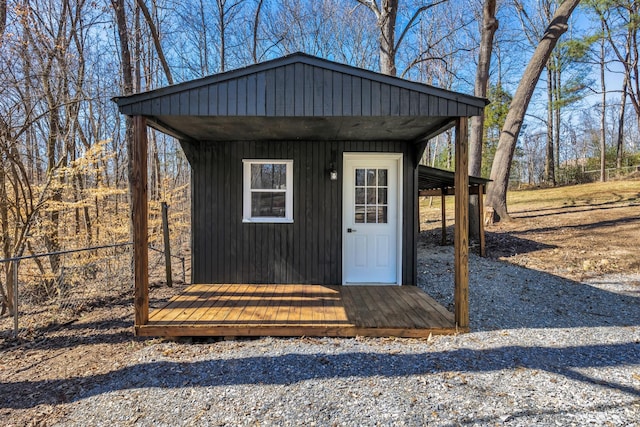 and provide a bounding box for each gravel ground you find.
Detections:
[54,245,640,426]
